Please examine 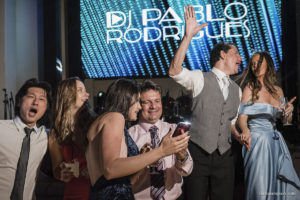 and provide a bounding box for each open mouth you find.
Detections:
[29,108,37,116]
